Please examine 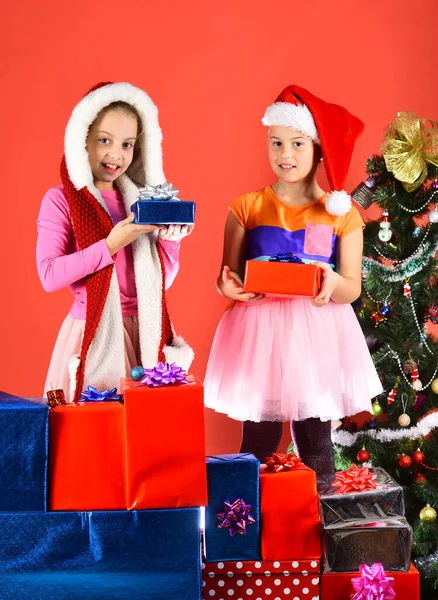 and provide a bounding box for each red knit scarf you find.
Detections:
[61,157,173,401]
